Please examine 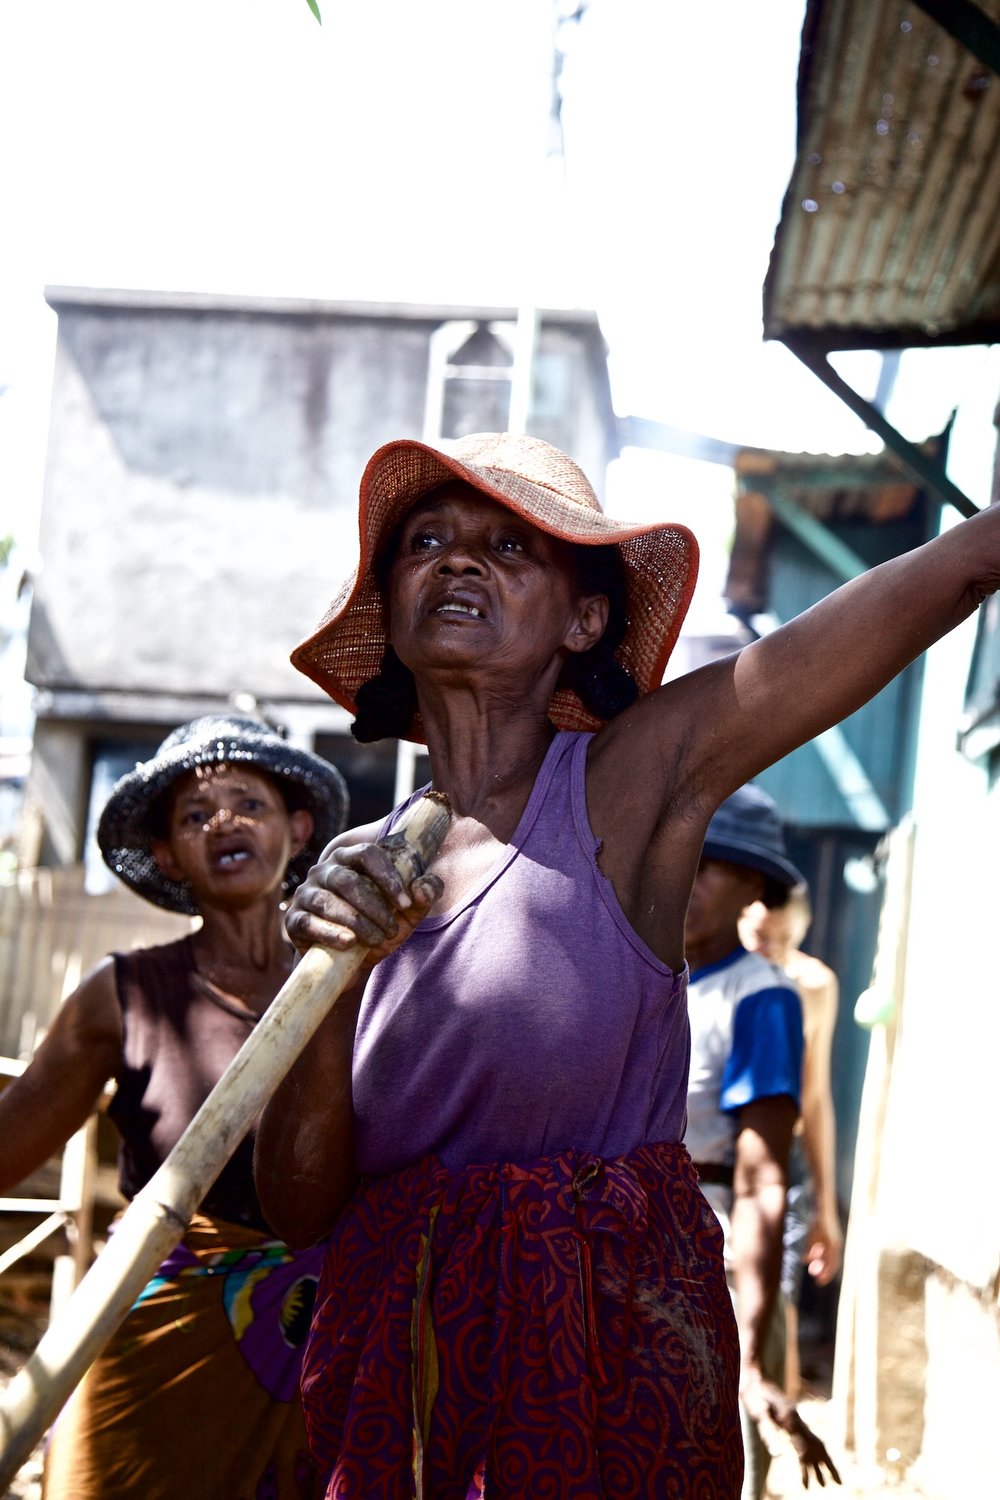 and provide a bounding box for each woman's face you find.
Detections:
[385,483,607,683]
[151,765,312,911]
